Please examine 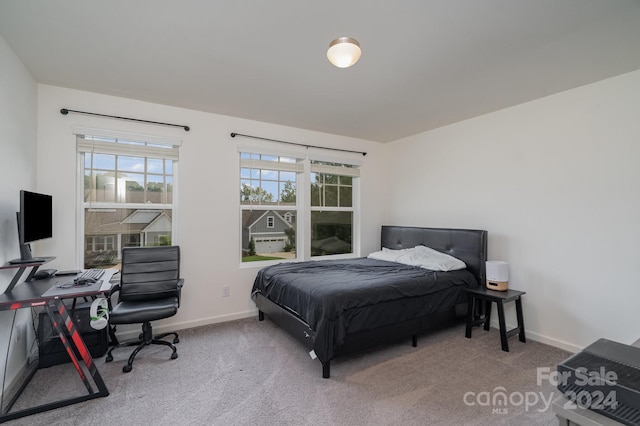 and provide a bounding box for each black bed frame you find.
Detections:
[255,225,488,378]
